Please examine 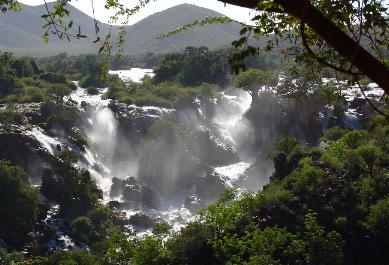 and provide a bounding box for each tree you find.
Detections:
[218,0,389,95]
[0,160,39,247]
[234,69,277,106]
